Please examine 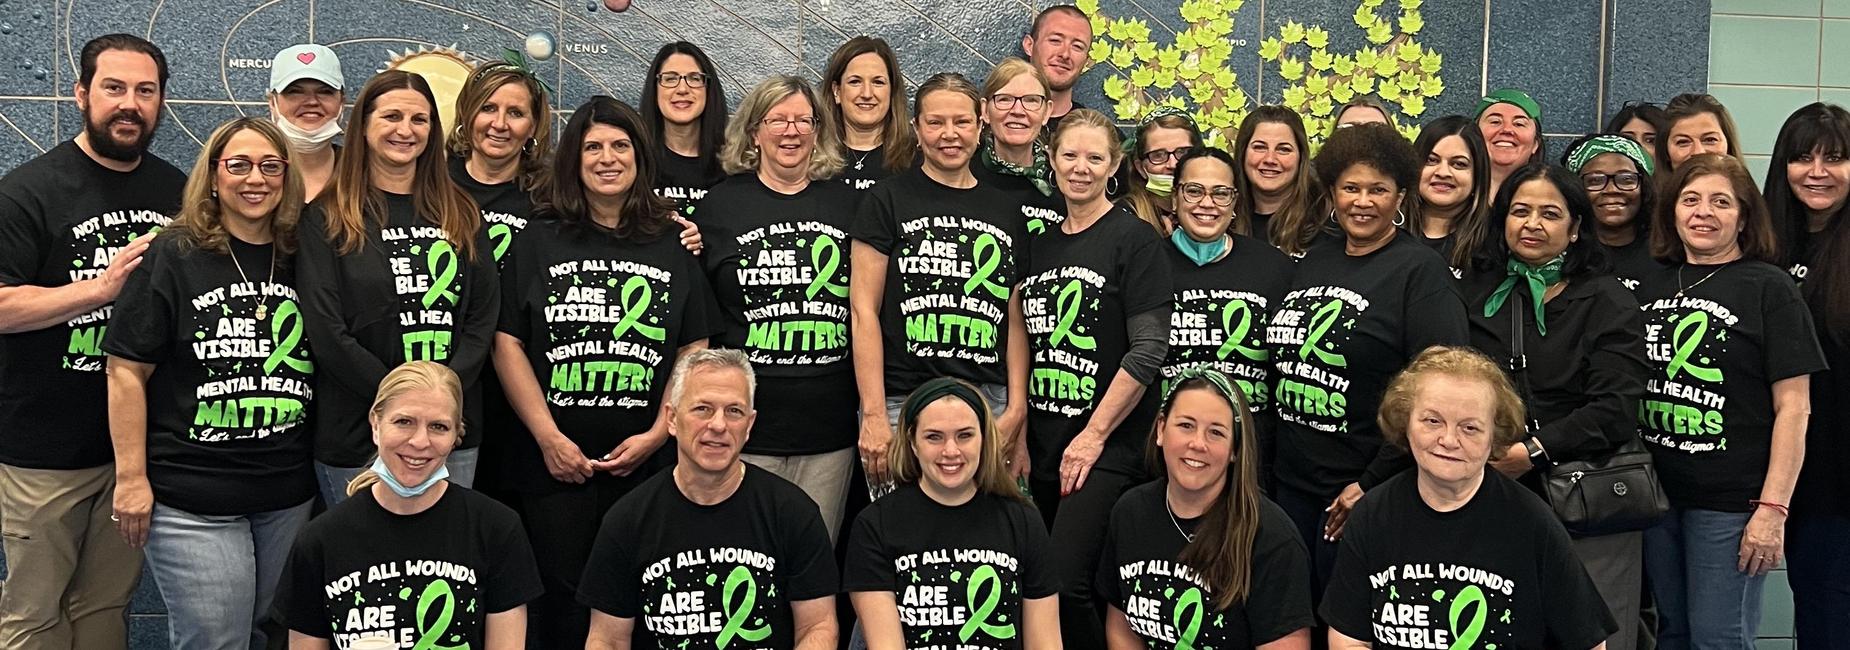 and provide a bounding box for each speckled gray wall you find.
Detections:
[0,0,1708,175]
